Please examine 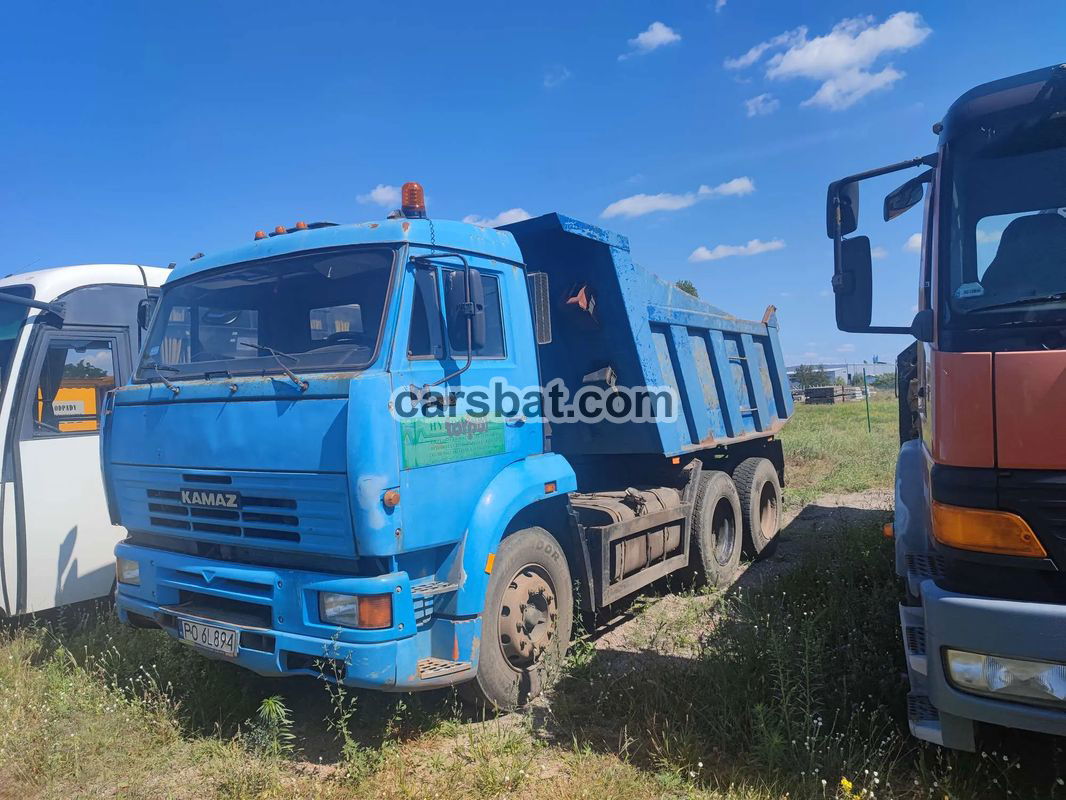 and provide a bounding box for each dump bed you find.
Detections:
[503,213,793,458]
